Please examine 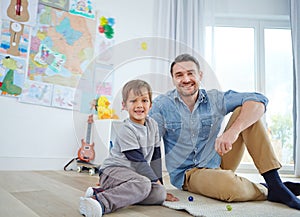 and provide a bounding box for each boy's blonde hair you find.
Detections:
[122,79,152,103]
